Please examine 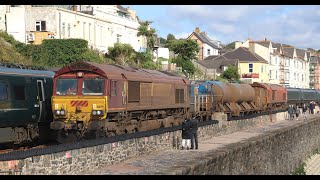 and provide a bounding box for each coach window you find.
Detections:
[82,78,104,95]
[0,82,8,100]
[13,85,25,100]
